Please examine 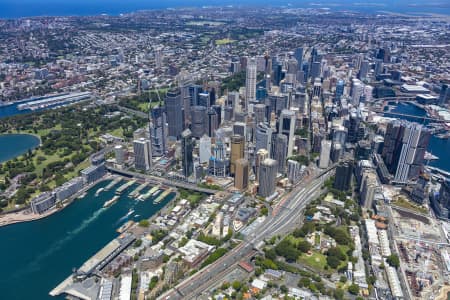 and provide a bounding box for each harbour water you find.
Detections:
[0,133,41,162]
[384,102,450,173]
[0,179,174,300]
